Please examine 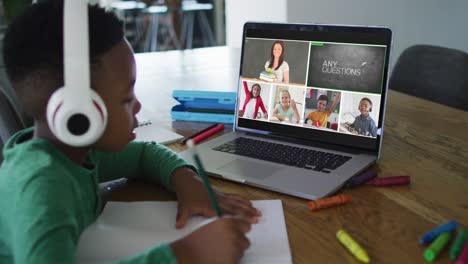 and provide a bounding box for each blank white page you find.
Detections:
[76,200,292,264]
